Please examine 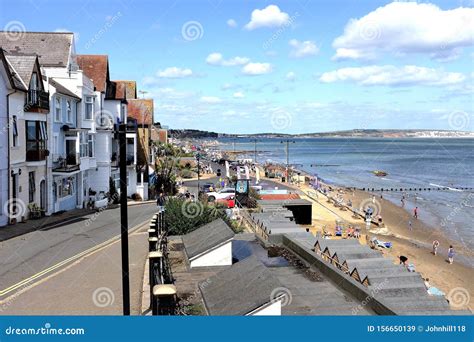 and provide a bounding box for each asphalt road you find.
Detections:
[0,203,158,295]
